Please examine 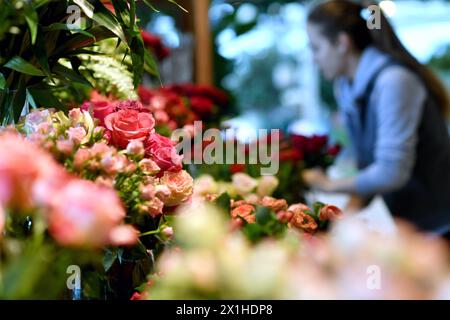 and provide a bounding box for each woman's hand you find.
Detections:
[302,168,332,192]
